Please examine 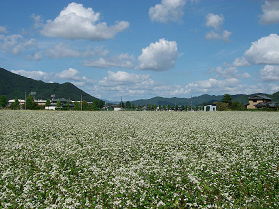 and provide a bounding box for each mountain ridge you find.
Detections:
[0,68,100,101]
[131,92,279,106]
